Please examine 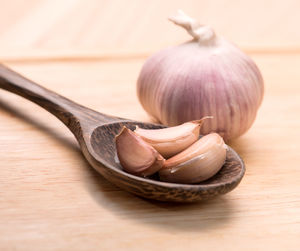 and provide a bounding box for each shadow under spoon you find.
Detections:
[0,64,245,202]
